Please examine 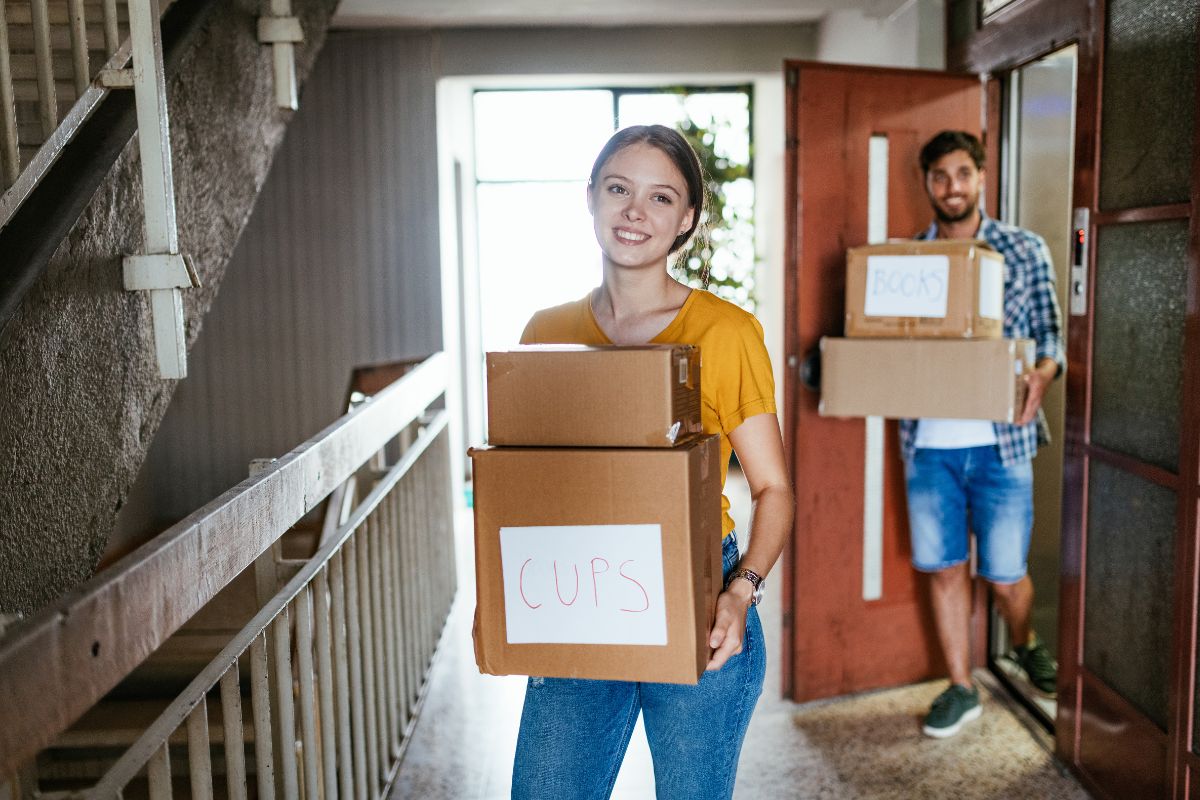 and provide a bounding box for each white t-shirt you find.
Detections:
[914,418,998,449]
